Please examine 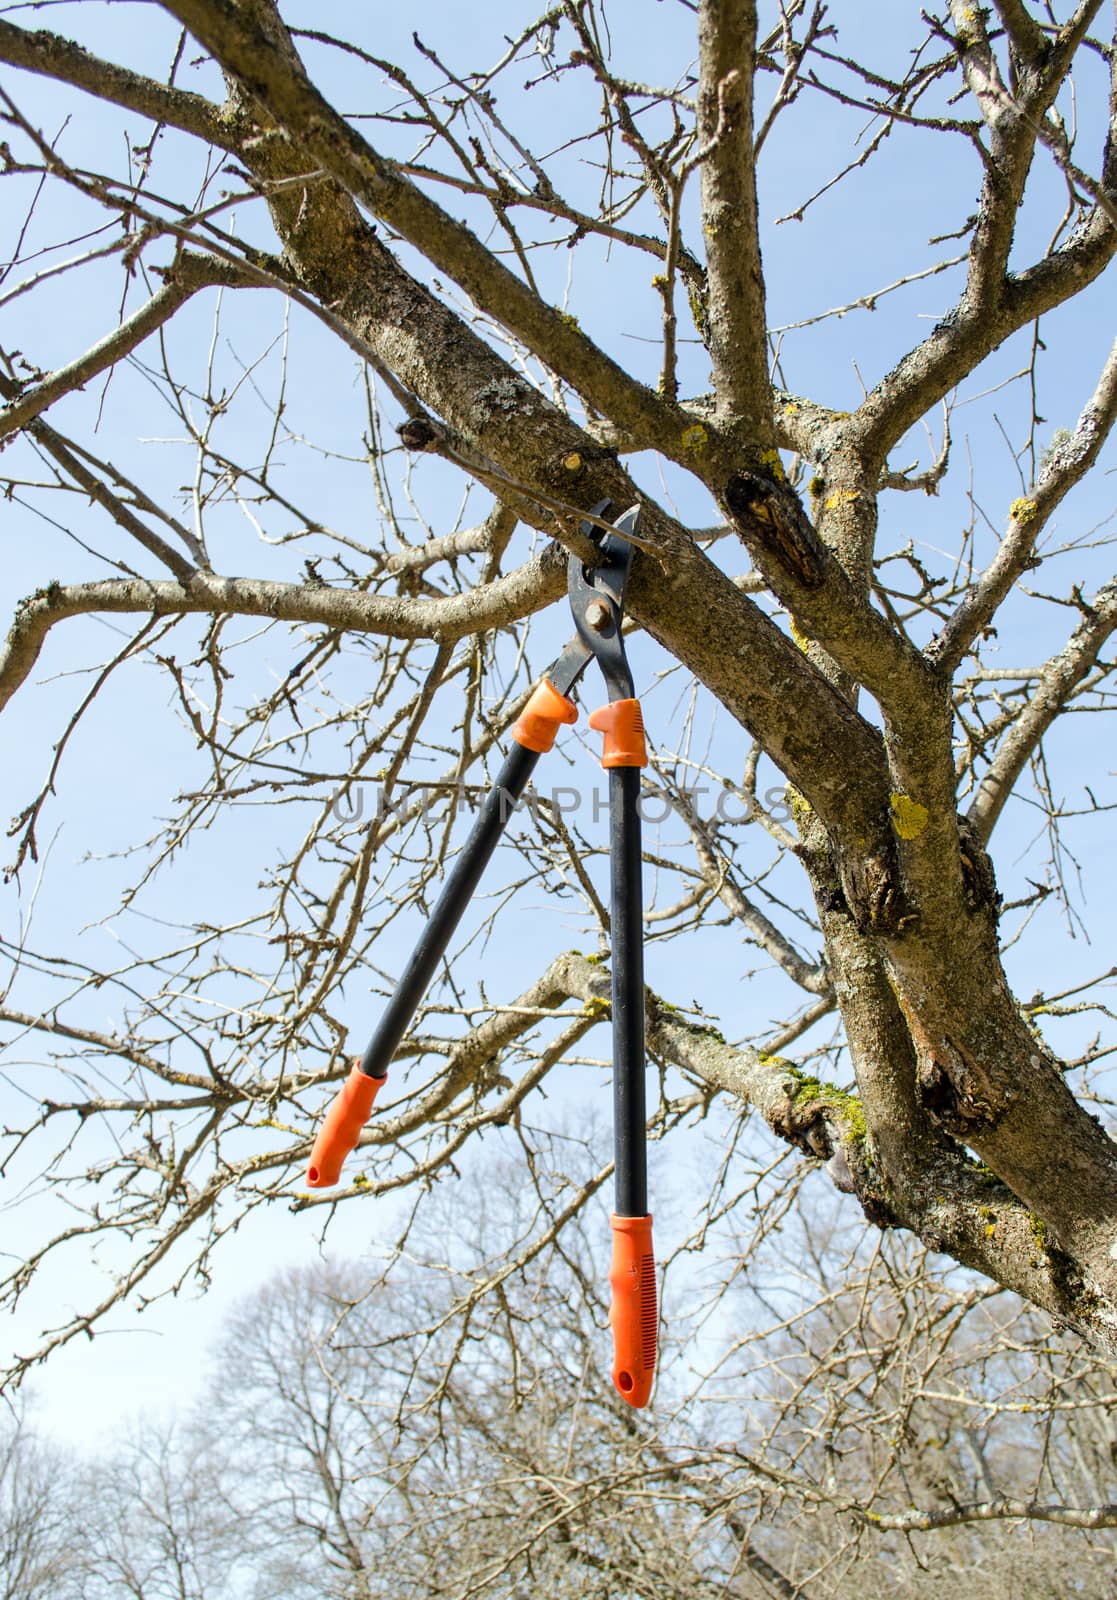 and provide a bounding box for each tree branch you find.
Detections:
[852,203,1117,468]
[851,9,1117,469]
[720,467,936,712]
[158,0,685,453]
[0,551,567,714]
[696,0,771,428]
[989,0,1047,66]
[933,333,1117,675]
[0,380,198,582]
[0,18,233,147]
[862,1496,1117,1532]
[968,576,1117,842]
[0,252,255,442]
